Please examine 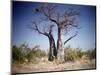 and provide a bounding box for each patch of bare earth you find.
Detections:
[12,58,96,73]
